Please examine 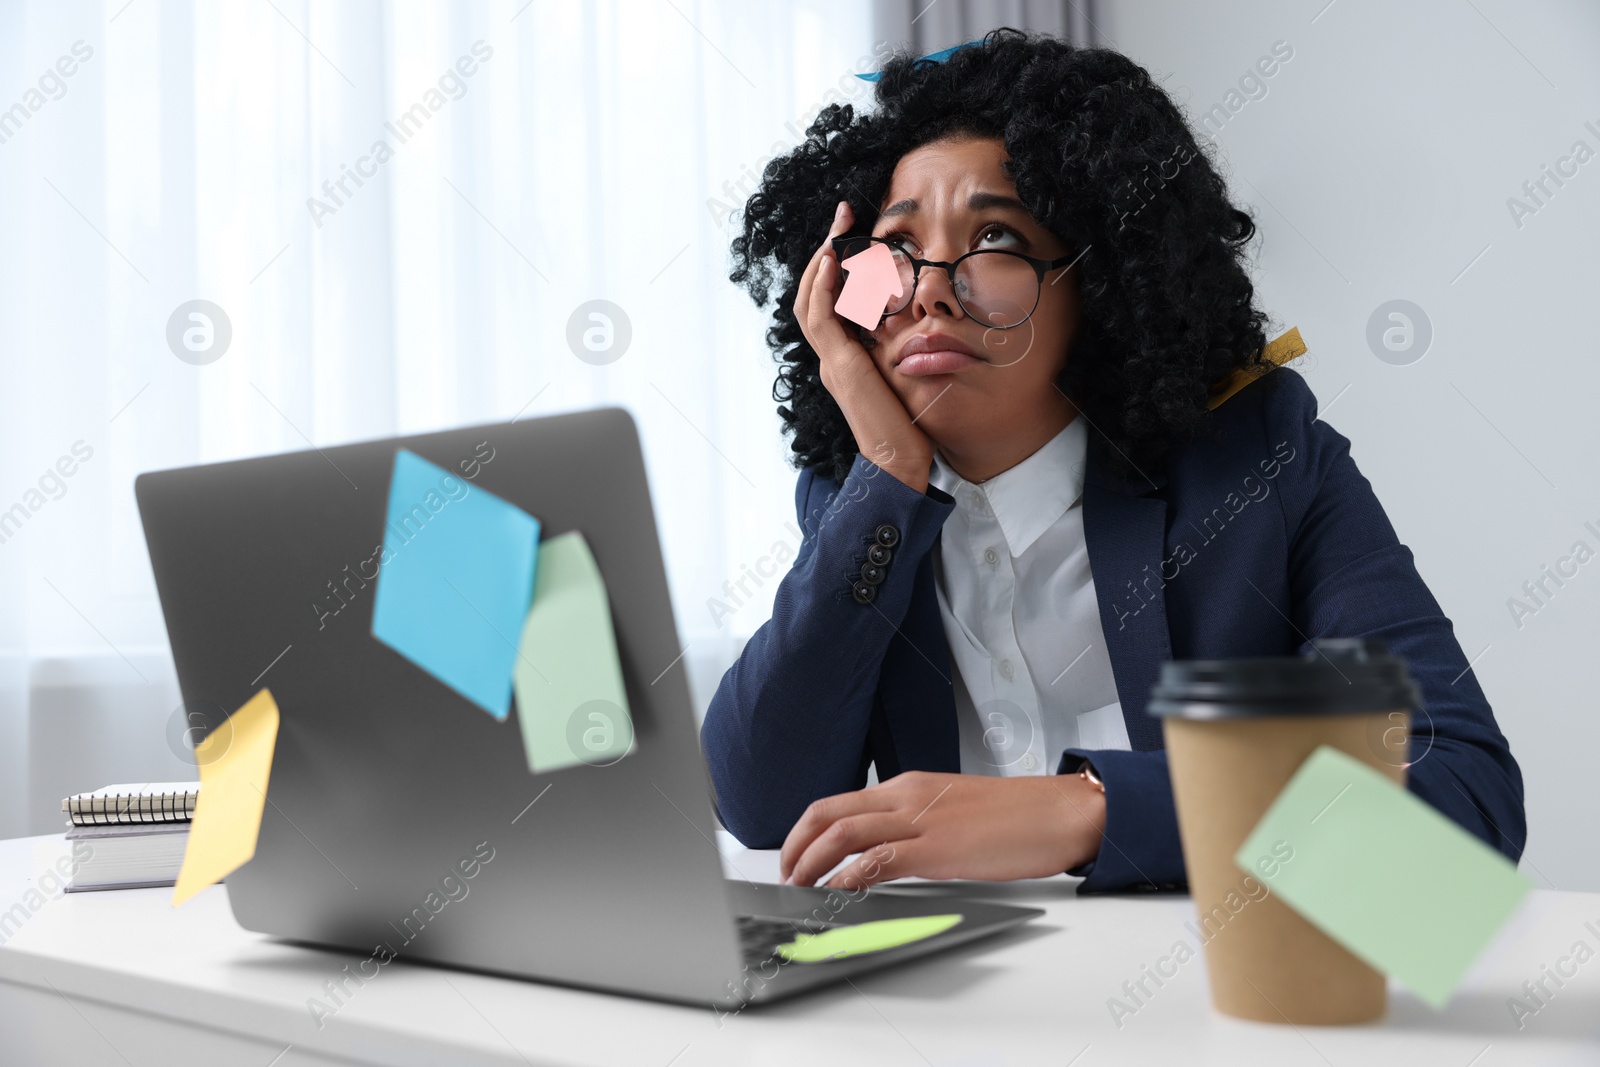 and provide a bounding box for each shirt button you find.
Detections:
[984,548,999,565]
[999,660,1014,680]
[1020,752,1037,770]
